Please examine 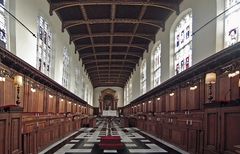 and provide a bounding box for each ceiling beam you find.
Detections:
[82,59,139,65]
[80,51,143,59]
[76,43,148,52]
[85,64,135,70]
[62,19,164,31]
[79,5,101,80]
[90,74,129,78]
[93,84,124,88]
[49,0,180,15]
[94,82,125,85]
[70,32,155,43]
[117,3,147,84]
[87,69,131,73]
